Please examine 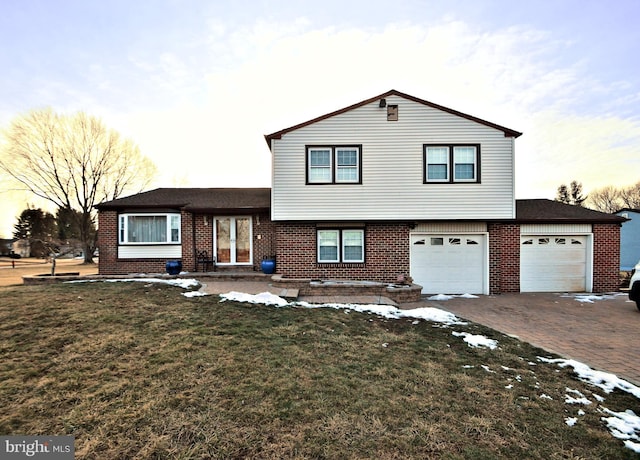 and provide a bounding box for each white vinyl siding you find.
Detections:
[272,95,515,221]
[118,245,182,259]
